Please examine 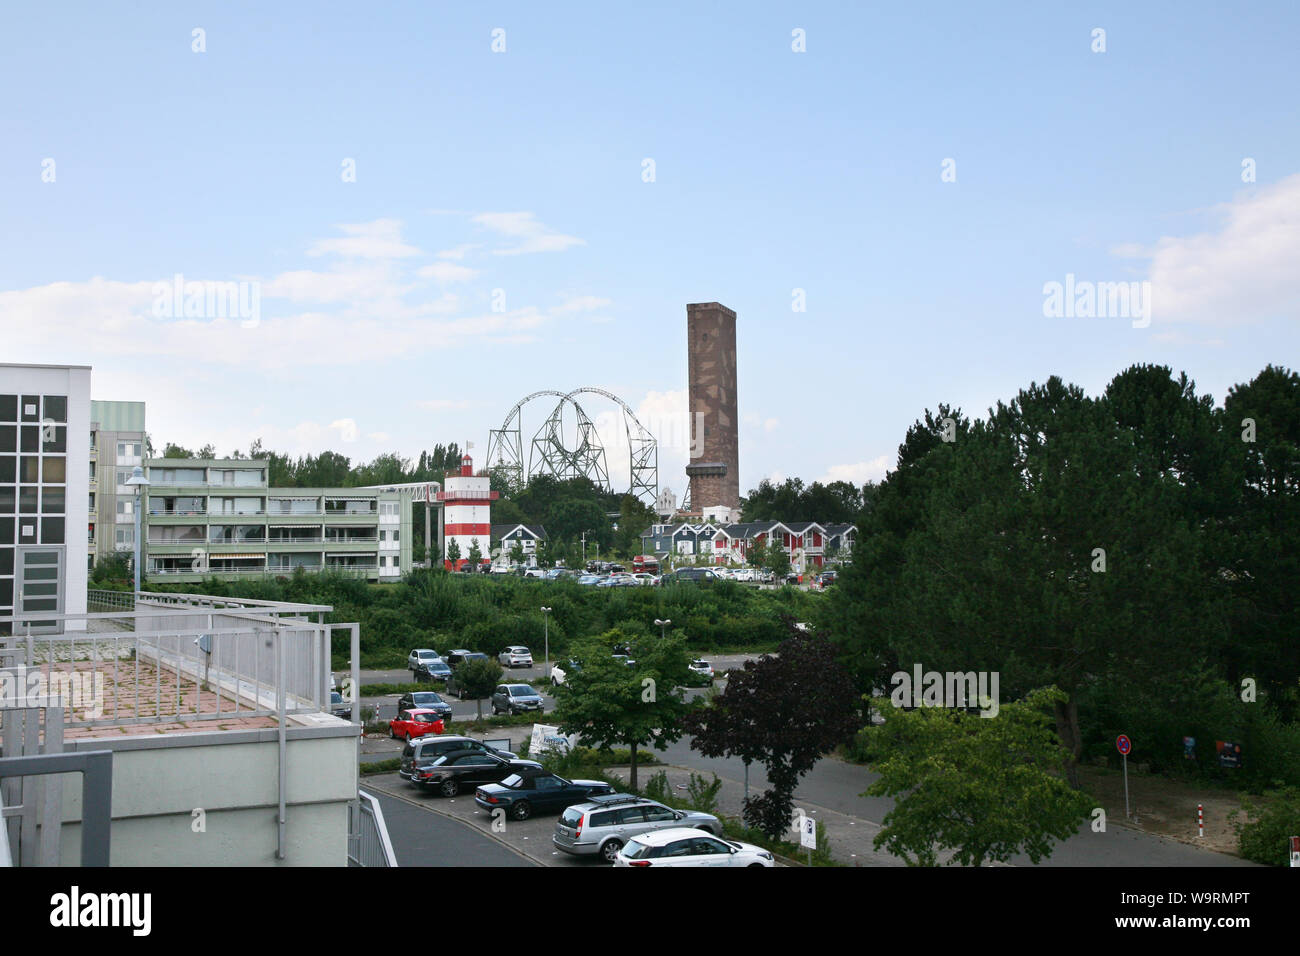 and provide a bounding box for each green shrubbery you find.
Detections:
[1231,788,1300,865]
[151,567,814,668]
